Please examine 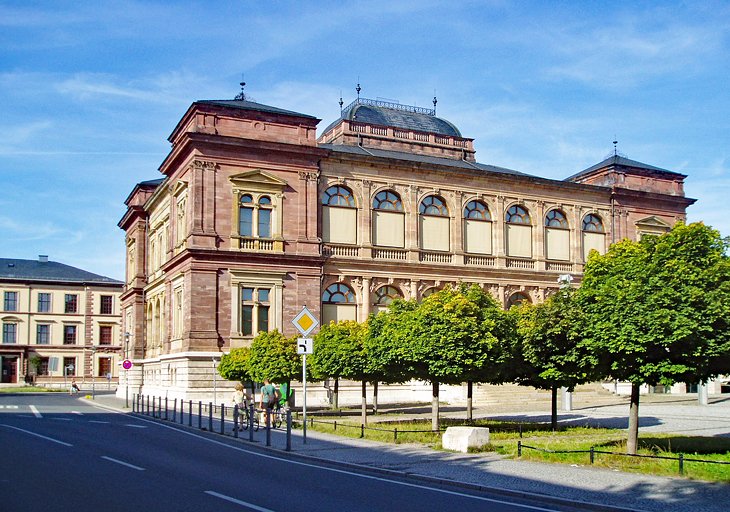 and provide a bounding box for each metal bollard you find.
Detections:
[180,399,184,424]
[220,404,225,435]
[679,453,684,475]
[249,404,254,442]
[146,395,149,416]
[208,402,213,432]
[233,405,239,439]
[198,401,202,429]
[188,400,192,427]
[165,397,169,421]
[286,409,292,452]
[172,398,177,423]
[360,424,364,438]
[394,428,398,443]
[266,408,271,447]
[590,447,595,464]
[518,440,522,457]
